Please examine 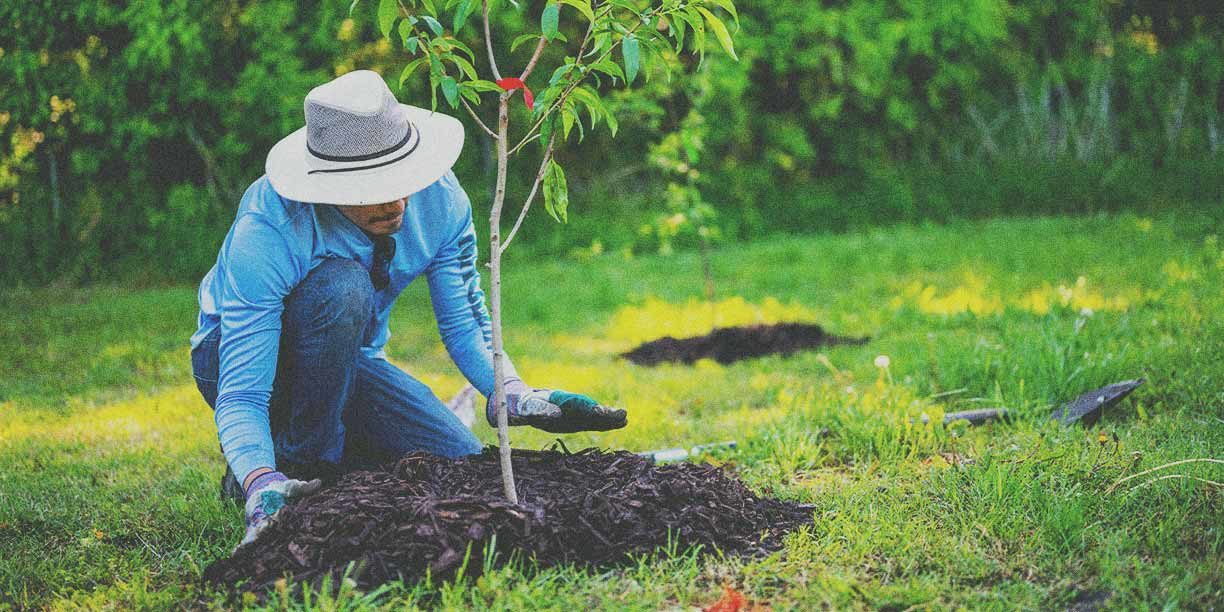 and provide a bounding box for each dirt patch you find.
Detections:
[204,448,814,595]
[621,322,868,366]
